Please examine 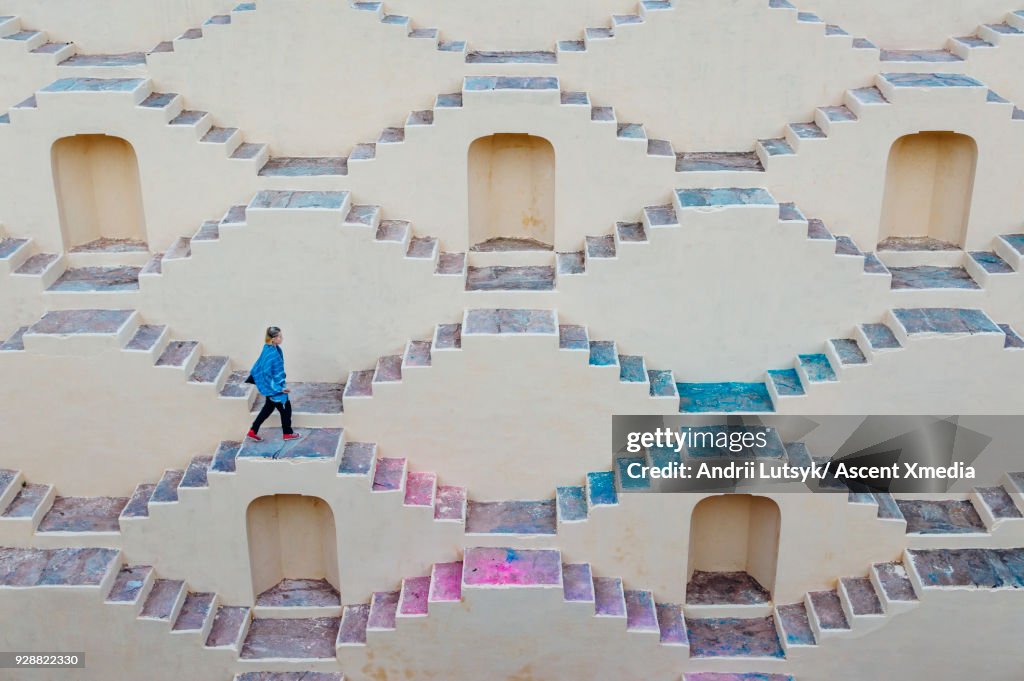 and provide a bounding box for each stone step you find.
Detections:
[238,428,343,461]
[624,589,659,631]
[250,383,344,415]
[0,547,119,587]
[119,484,156,519]
[796,353,837,384]
[173,591,217,632]
[465,265,554,291]
[556,485,588,522]
[433,485,466,521]
[562,563,594,602]
[366,590,399,630]
[685,616,784,658]
[974,486,1023,520]
[0,327,27,351]
[210,441,242,473]
[908,548,1024,589]
[686,571,770,608]
[462,308,556,335]
[465,499,556,535]
[435,252,465,276]
[189,355,228,384]
[896,499,987,534]
[807,590,851,637]
[235,673,343,681]
[404,340,432,368]
[593,576,627,617]
[676,151,763,173]
[105,565,154,604]
[150,469,185,504]
[403,471,436,507]
[47,266,138,294]
[140,579,186,620]
[336,604,370,645]
[155,340,199,369]
[429,561,464,602]
[1,483,54,524]
[205,605,252,650]
[36,496,127,533]
[872,492,905,521]
[373,354,402,383]
[465,50,556,64]
[462,547,562,587]
[124,324,167,354]
[889,266,979,289]
[586,471,617,507]
[371,457,406,492]
[397,575,430,616]
[338,442,377,476]
[259,157,347,177]
[839,576,883,617]
[255,578,340,610]
[678,382,775,413]
[179,456,213,489]
[871,562,918,603]
[684,675,794,681]
[775,602,816,647]
[656,603,688,645]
